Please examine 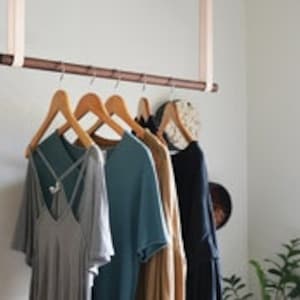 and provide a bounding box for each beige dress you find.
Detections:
[136,130,187,300]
